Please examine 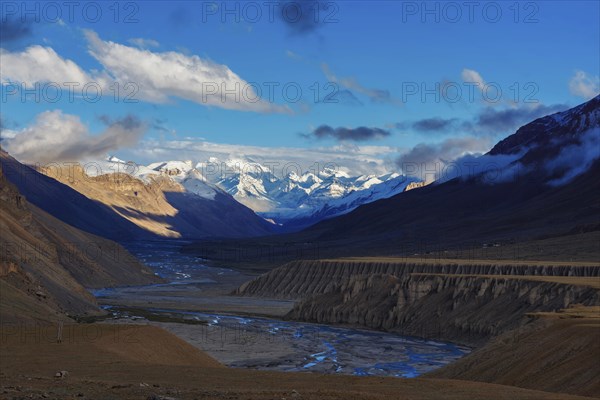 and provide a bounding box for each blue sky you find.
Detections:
[1,1,598,174]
